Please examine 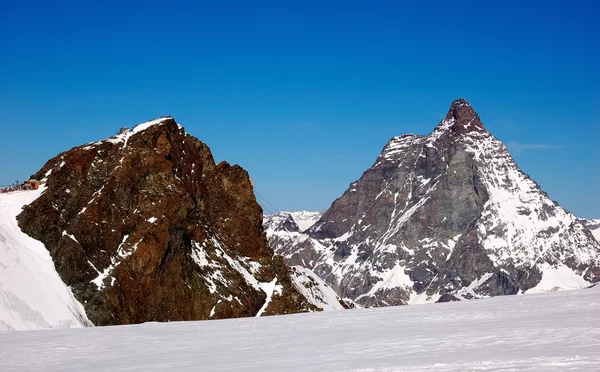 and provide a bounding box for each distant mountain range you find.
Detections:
[2,101,597,331]
[265,99,600,307]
